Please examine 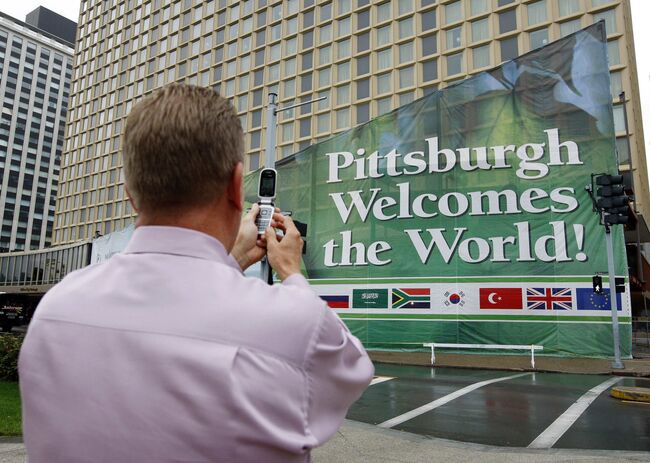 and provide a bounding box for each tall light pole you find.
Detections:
[259,92,327,284]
